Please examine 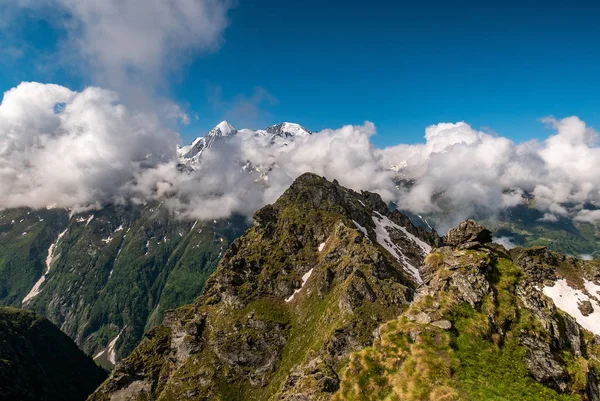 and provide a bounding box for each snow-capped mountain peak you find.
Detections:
[210,120,237,138]
[178,121,238,161]
[266,122,312,142]
[178,121,312,164]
